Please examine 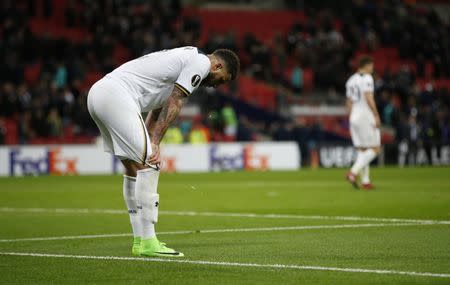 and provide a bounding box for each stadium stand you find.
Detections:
[0,0,448,162]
